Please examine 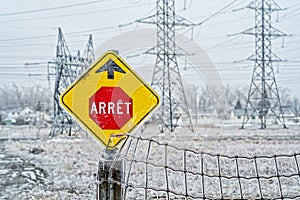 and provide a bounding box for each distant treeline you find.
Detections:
[0,83,52,111]
[0,83,298,120]
[185,84,300,119]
